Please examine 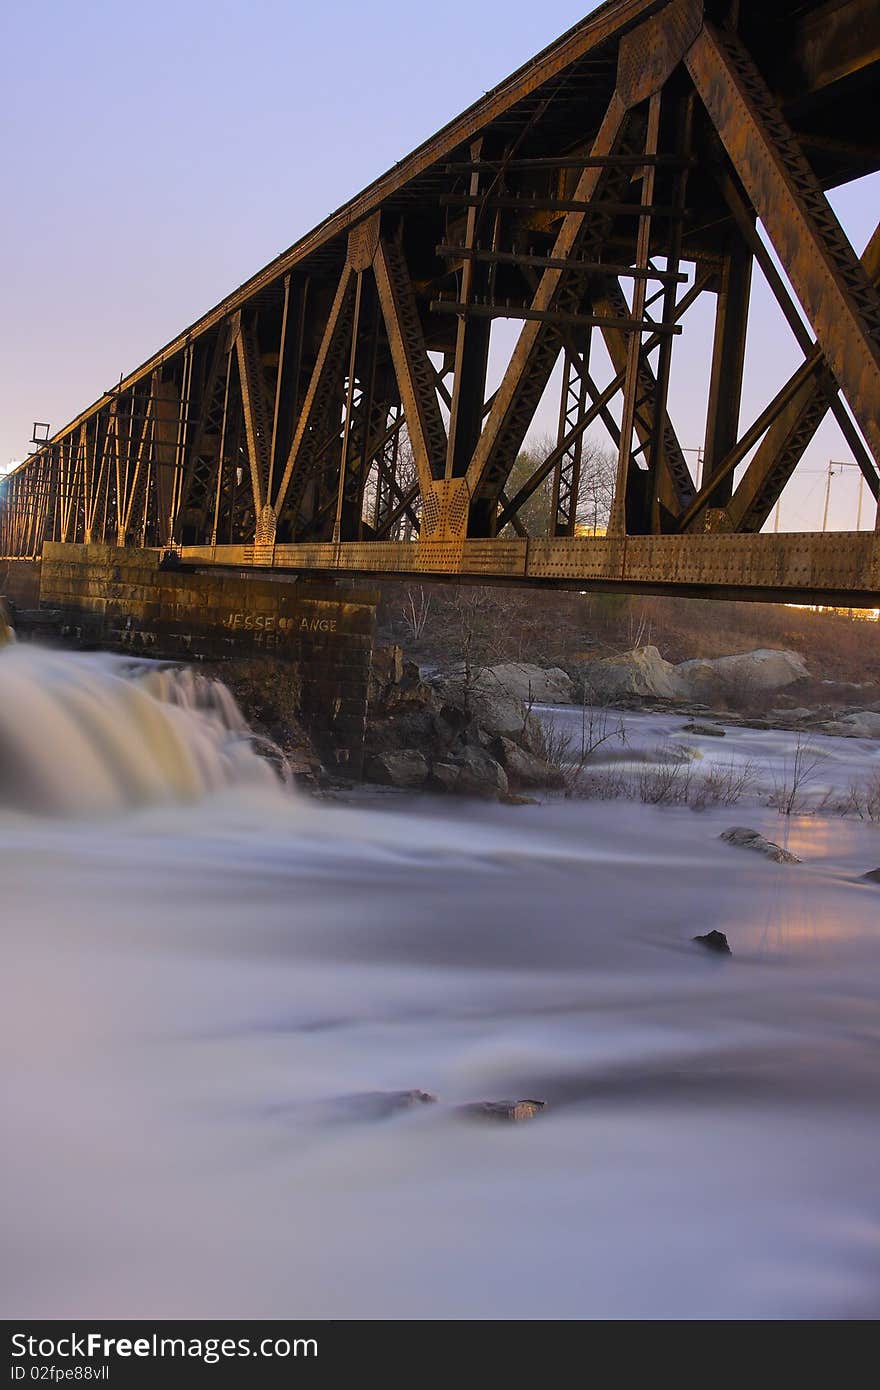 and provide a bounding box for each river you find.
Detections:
[2,645,879,1318]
